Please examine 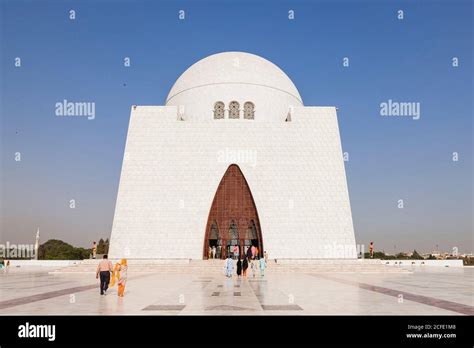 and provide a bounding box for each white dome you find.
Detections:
[165,52,303,121]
